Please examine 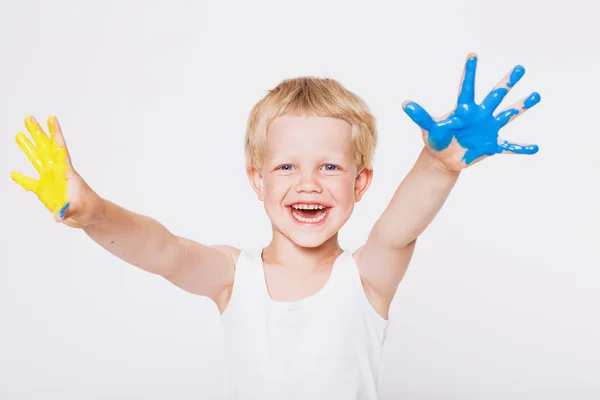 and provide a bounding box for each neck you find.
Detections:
[262,230,343,268]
